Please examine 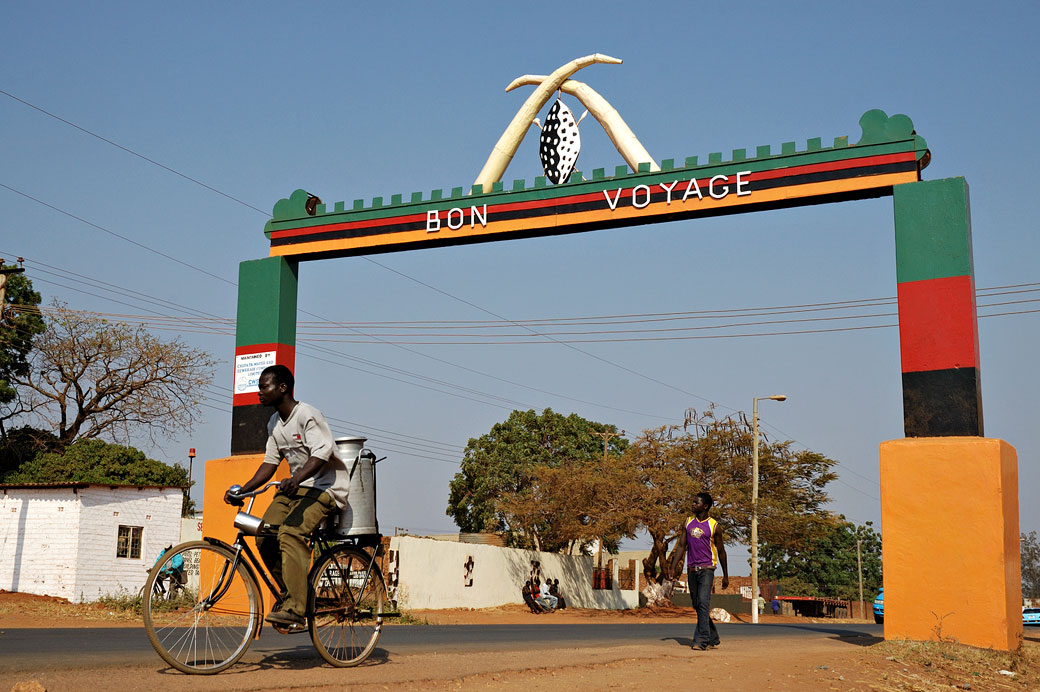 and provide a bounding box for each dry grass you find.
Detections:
[868,638,1040,691]
[0,589,141,624]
